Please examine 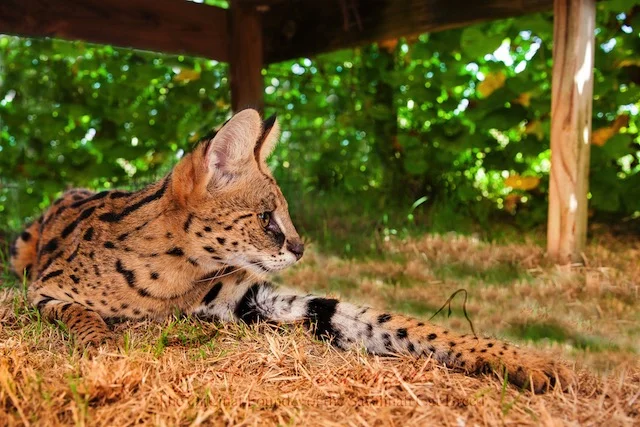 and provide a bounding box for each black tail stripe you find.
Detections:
[306,298,341,342]
[235,282,271,324]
